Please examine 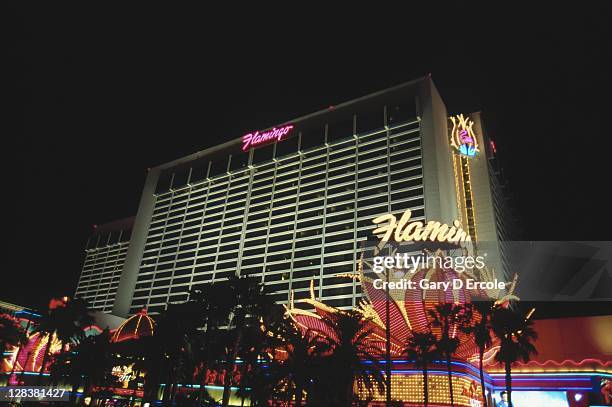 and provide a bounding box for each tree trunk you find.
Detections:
[505,361,512,407]
[423,364,428,407]
[198,364,207,404]
[479,348,487,407]
[295,381,304,407]
[162,364,173,406]
[222,328,244,407]
[20,351,32,384]
[37,332,54,384]
[69,379,81,405]
[83,377,93,407]
[447,353,455,407]
[385,271,391,407]
[8,344,23,385]
[170,363,179,404]
[345,376,354,407]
